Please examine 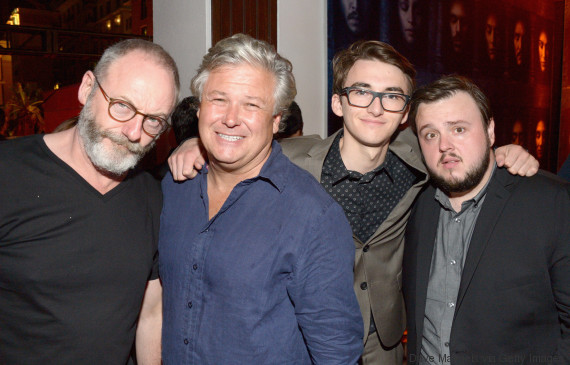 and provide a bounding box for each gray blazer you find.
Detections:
[279,127,429,349]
